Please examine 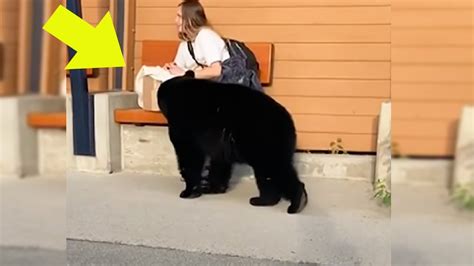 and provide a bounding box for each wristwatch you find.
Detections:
[184,70,195,78]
